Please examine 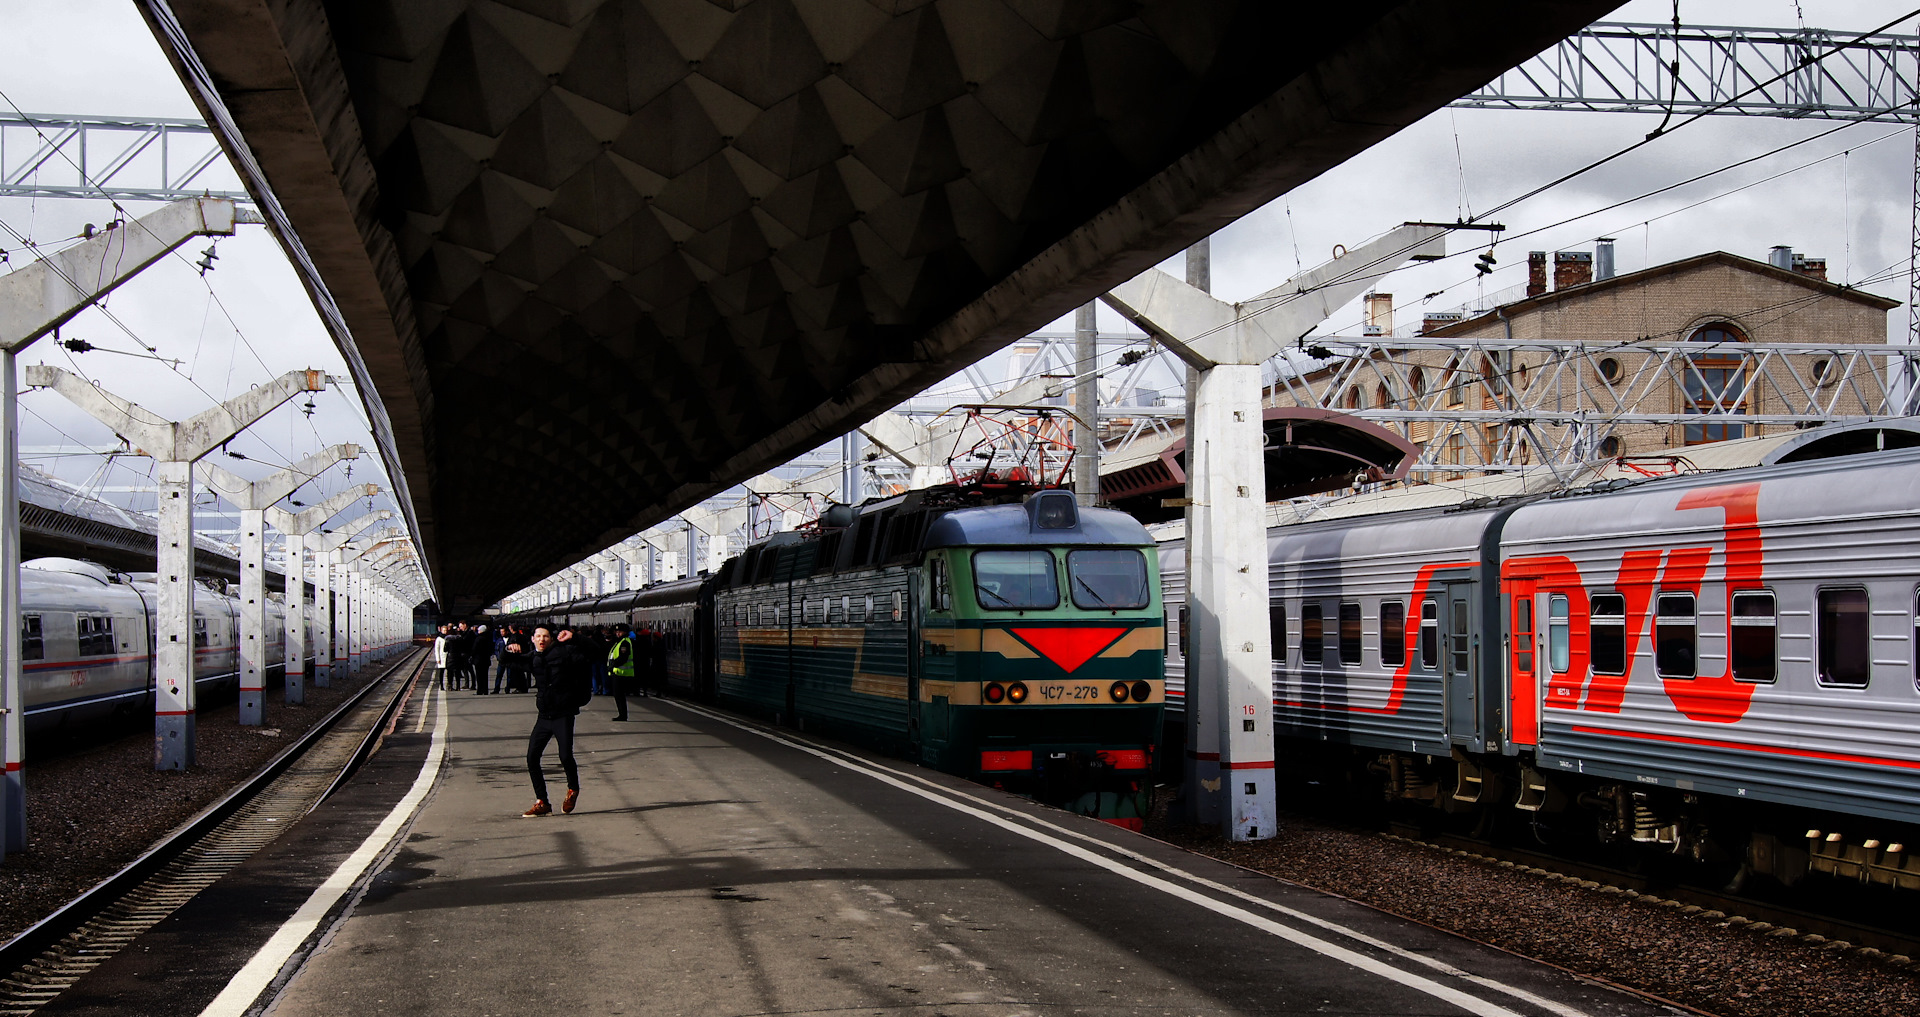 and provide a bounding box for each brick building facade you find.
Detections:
[1279,246,1900,469]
